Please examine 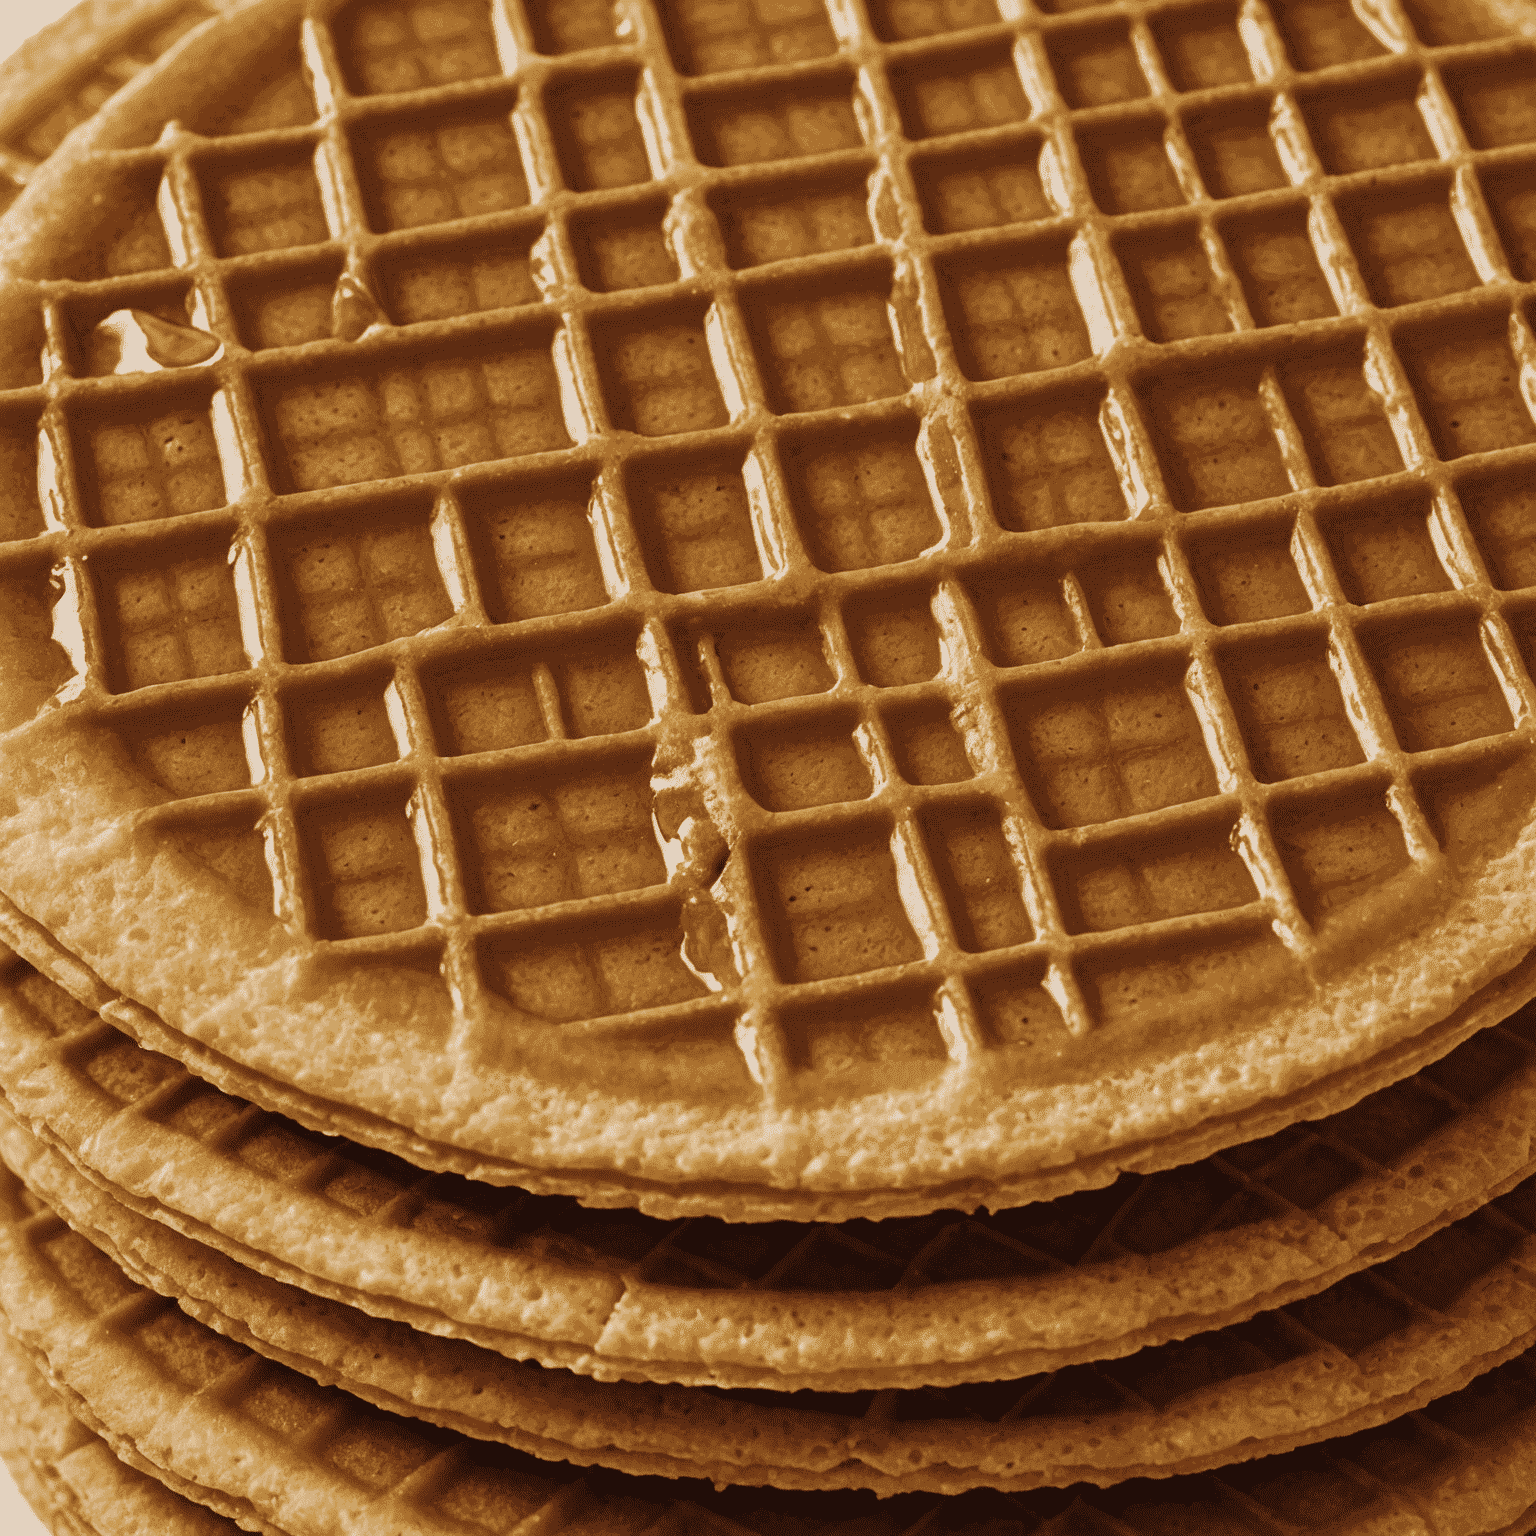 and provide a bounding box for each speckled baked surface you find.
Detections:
[7,0,1536,1217]
[9,935,1536,1393]
[7,1158,1536,1530]
[12,1073,1536,1494]
[0,1310,244,1536]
